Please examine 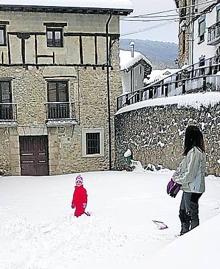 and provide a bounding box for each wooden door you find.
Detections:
[20,136,49,176]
